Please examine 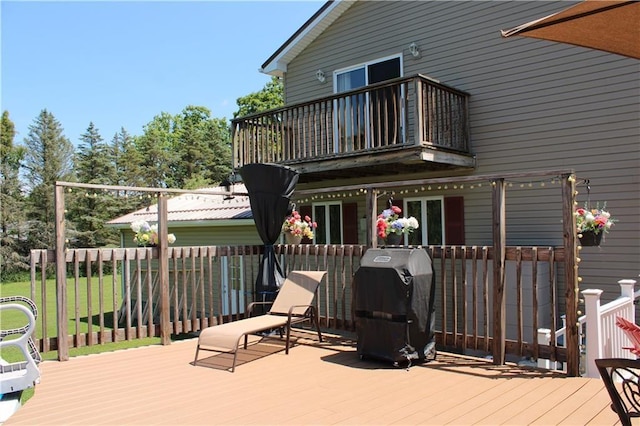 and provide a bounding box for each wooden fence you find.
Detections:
[29,243,567,367]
